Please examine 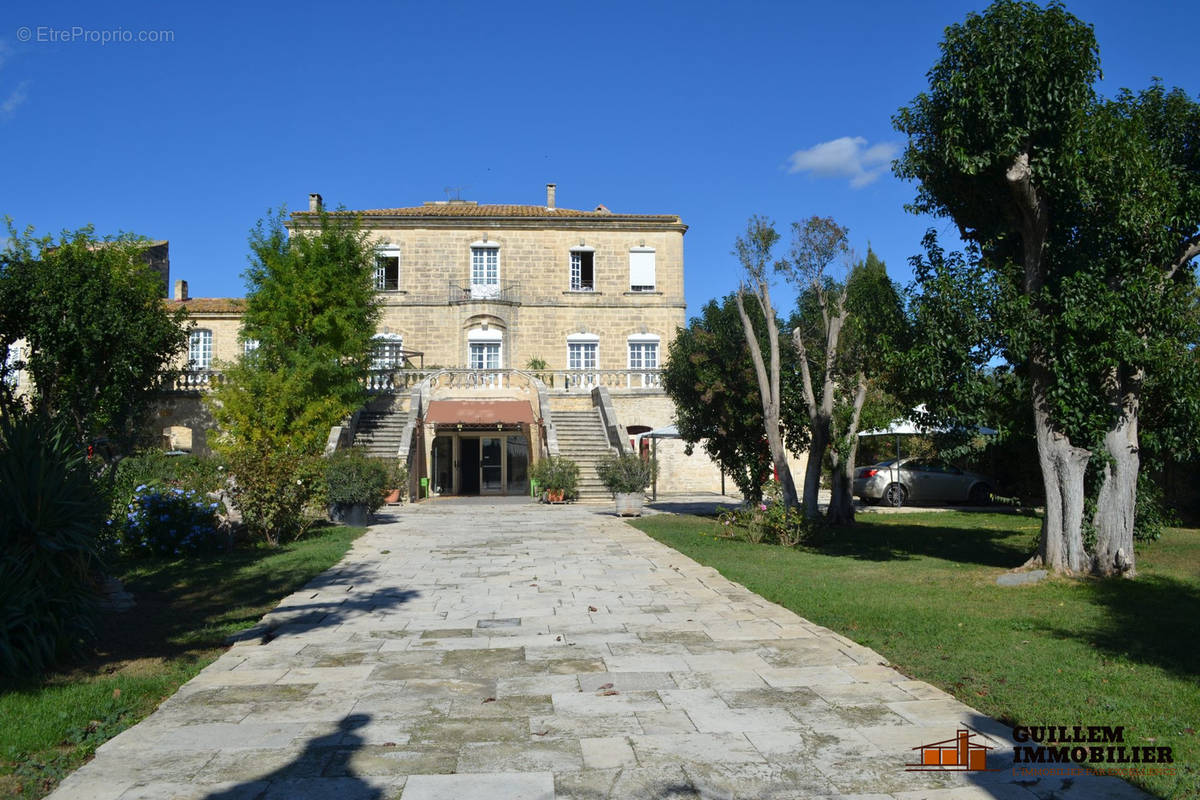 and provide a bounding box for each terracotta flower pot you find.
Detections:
[383,489,402,504]
[546,488,565,503]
